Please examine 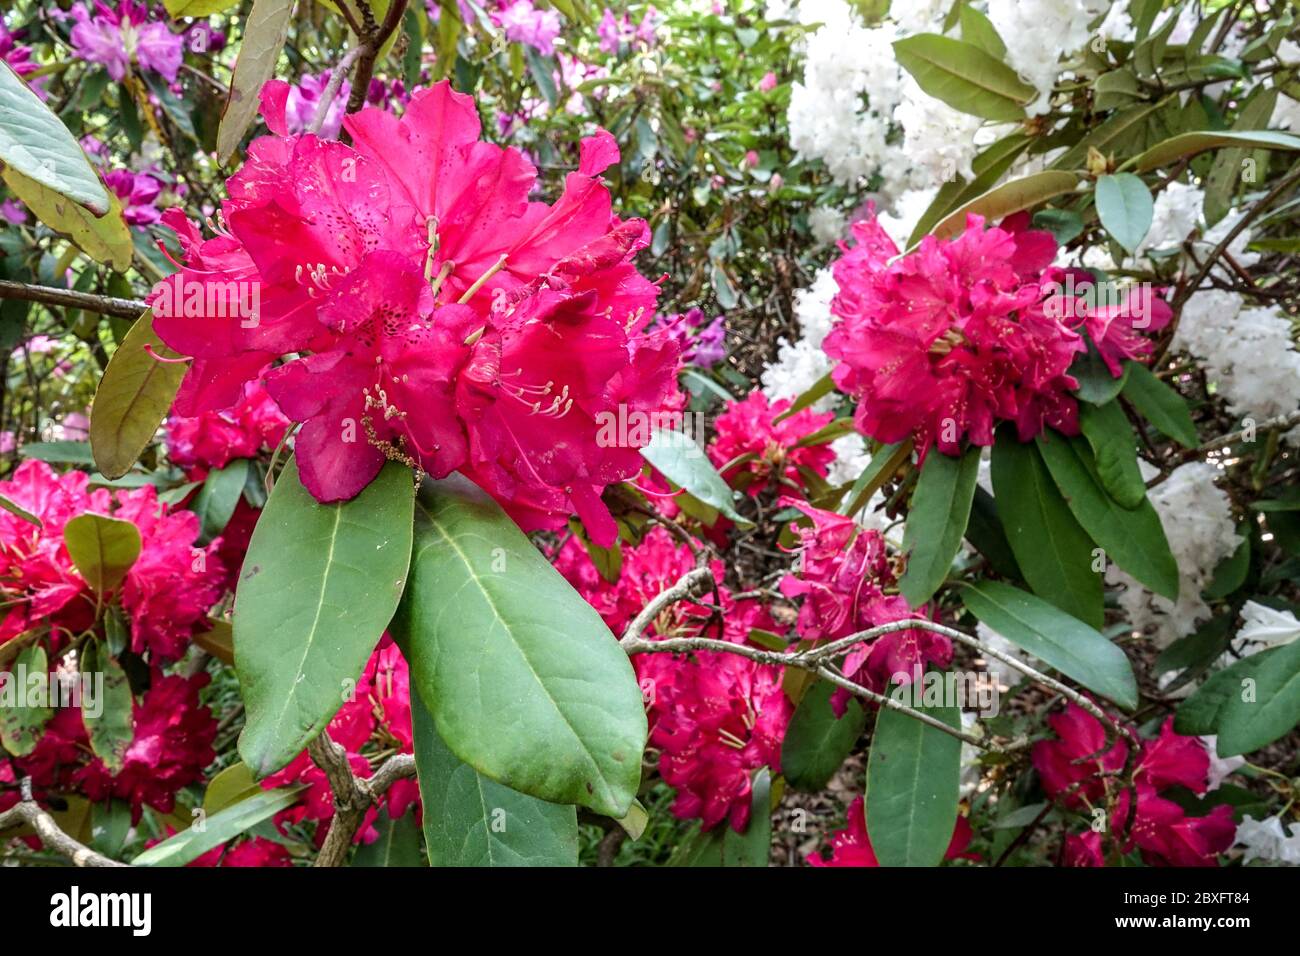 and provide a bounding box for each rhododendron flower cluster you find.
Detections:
[151,82,679,546]
[69,1,182,83]
[15,674,216,822]
[166,376,290,480]
[0,461,224,660]
[1034,704,1236,867]
[263,639,419,845]
[554,527,792,831]
[810,796,975,866]
[823,213,1168,460]
[707,391,834,497]
[780,499,950,709]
